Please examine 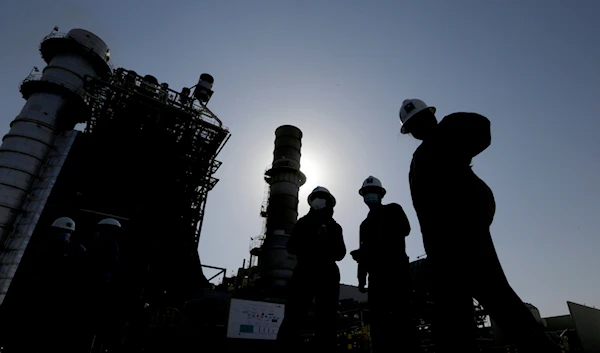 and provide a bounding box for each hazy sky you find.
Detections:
[1,0,599,317]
